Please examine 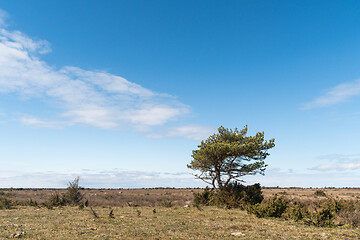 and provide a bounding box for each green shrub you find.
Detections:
[44,194,67,208]
[313,208,334,227]
[314,190,326,197]
[43,177,84,208]
[27,199,38,207]
[64,177,84,205]
[193,183,263,208]
[284,203,309,221]
[193,187,215,206]
[247,195,288,218]
[222,182,263,207]
[0,197,12,209]
[320,198,342,214]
